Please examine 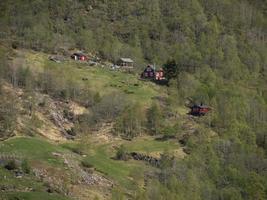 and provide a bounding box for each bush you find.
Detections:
[72,147,84,155]
[116,145,128,161]
[161,126,177,138]
[4,160,18,171]
[81,160,93,168]
[161,122,181,139]
[21,159,31,174]
[11,41,19,49]
[66,127,76,136]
